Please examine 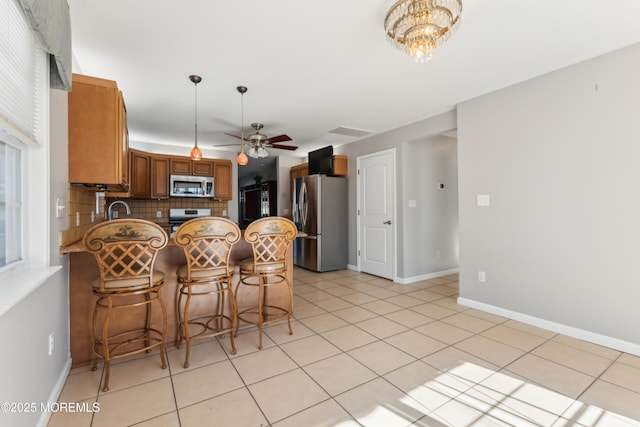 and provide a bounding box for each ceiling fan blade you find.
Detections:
[270,143,298,151]
[224,132,248,141]
[212,143,242,147]
[265,134,292,143]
